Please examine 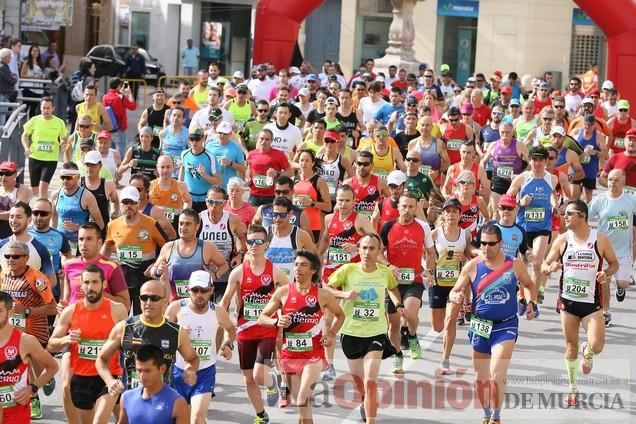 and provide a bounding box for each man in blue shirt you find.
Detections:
[181,39,199,76]
[124,43,146,101]
[205,121,246,190]
[374,87,404,125]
